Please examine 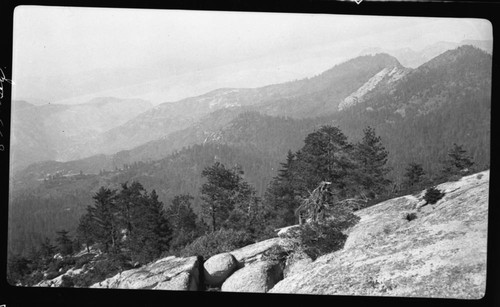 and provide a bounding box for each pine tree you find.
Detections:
[55,229,73,256]
[441,143,475,178]
[166,194,199,251]
[39,237,56,260]
[354,126,391,198]
[200,162,257,232]
[88,187,120,253]
[125,188,171,264]
[297,125,357,198]
[264,150,301,227]
[403,162,427,190]
[76,213,94,253]
[116,182,146,237]
[201,162,239,232]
